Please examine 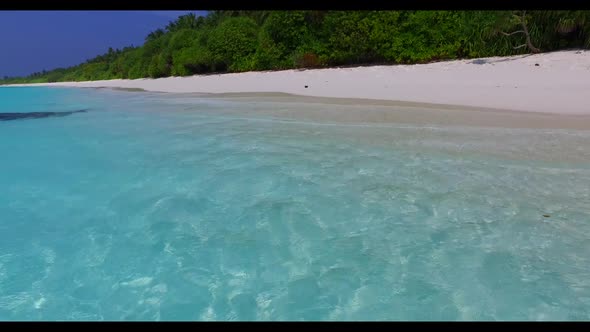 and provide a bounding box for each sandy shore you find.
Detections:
[7,50,590,115]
